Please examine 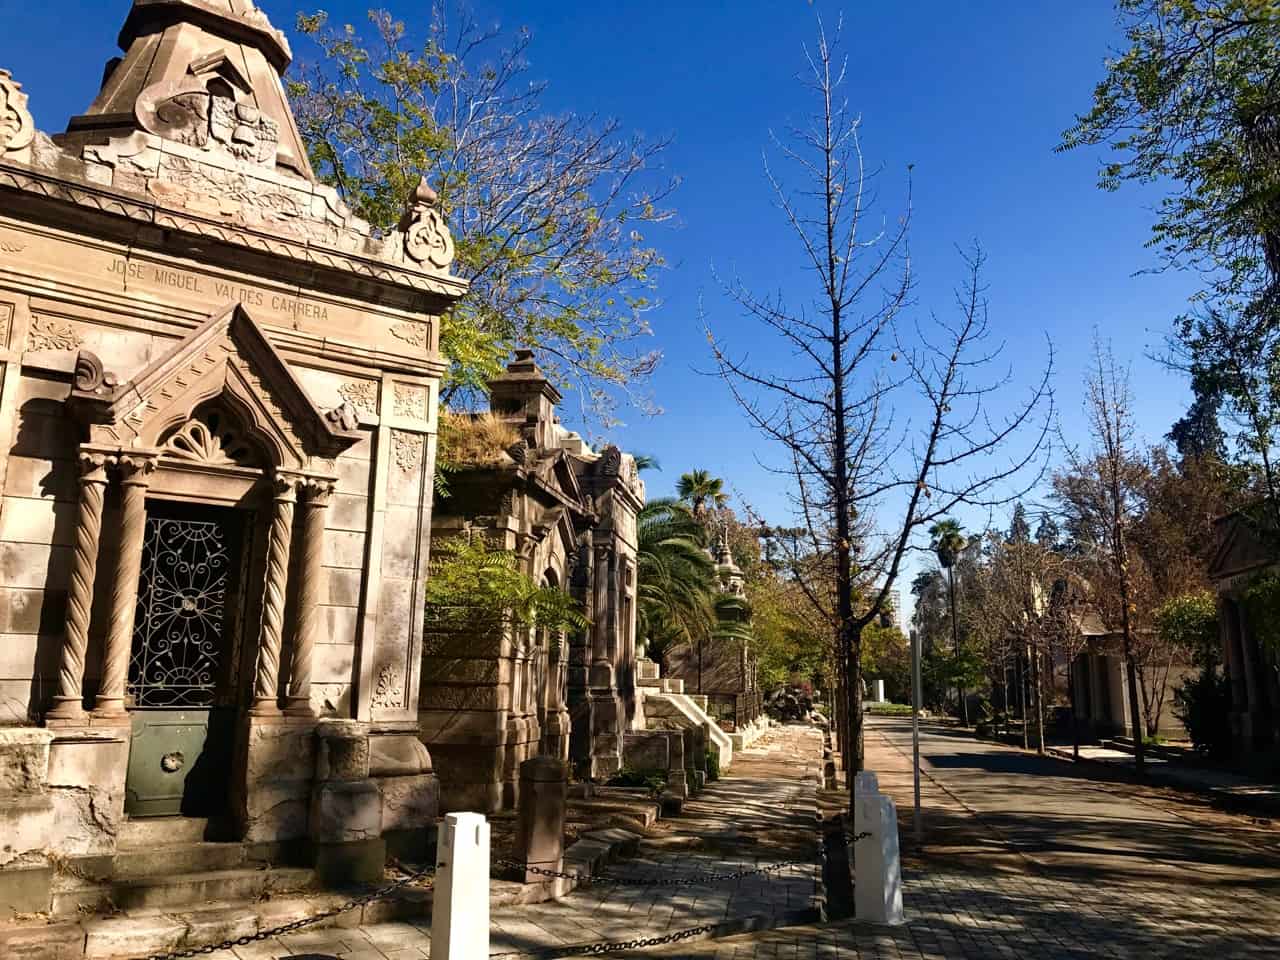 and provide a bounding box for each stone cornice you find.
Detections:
[0,157,470,305]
